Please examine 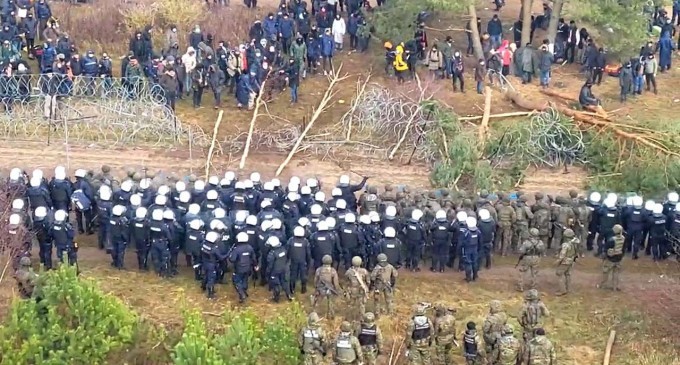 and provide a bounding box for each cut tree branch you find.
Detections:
[240,74,270,169]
